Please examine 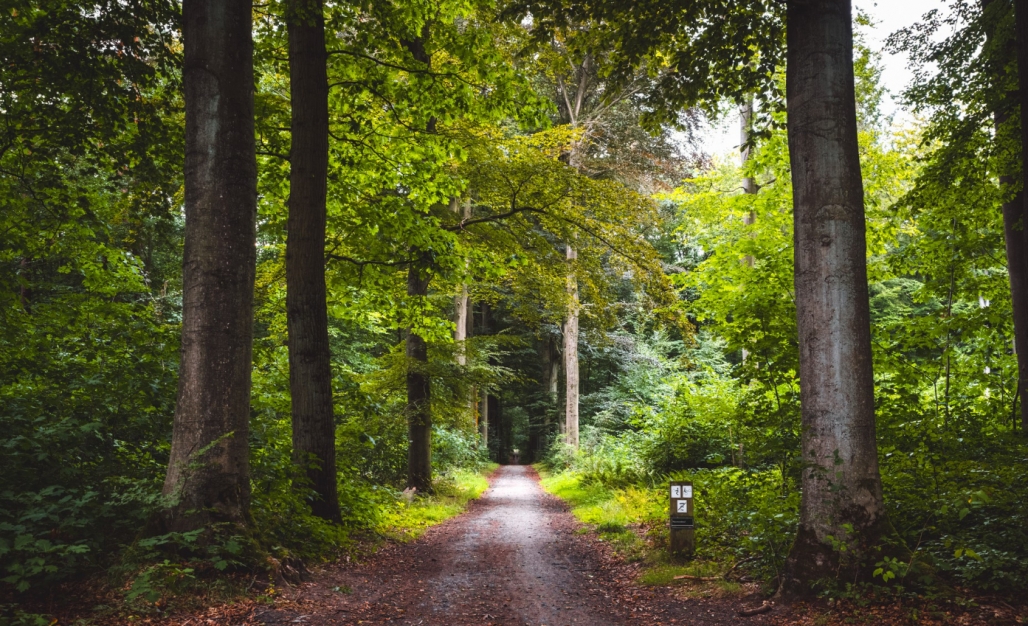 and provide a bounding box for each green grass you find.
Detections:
[638,561,722,585]
[538,467,659,563]
[537,466,744,593]
[379,464,498,541]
